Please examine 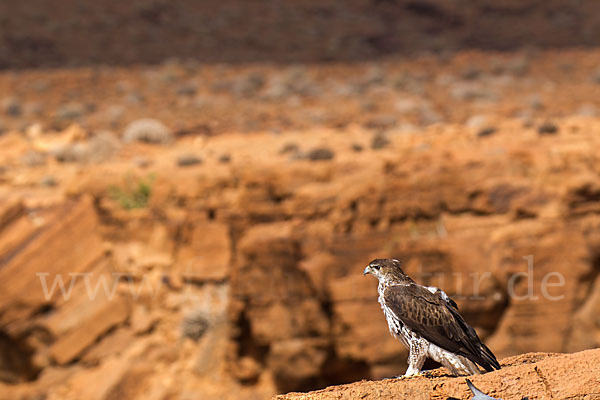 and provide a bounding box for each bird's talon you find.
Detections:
[400,372,422,378]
